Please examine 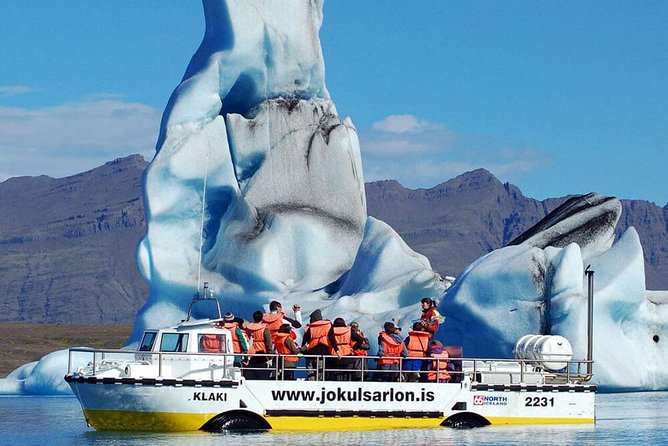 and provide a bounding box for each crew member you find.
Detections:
[420,297,444,337]
[263,301,302,343]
